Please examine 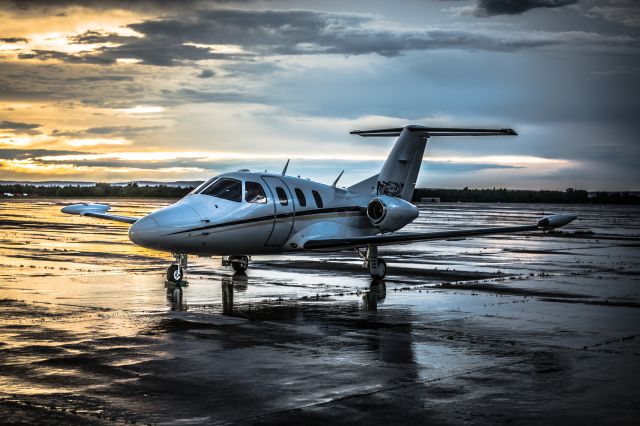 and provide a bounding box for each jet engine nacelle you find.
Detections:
[366,195,419,232]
